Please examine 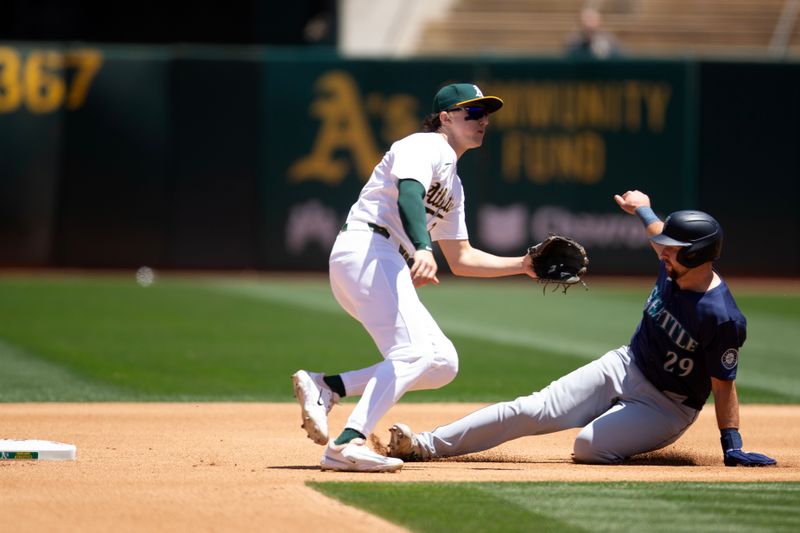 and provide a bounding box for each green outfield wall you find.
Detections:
[1,45,797,275]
